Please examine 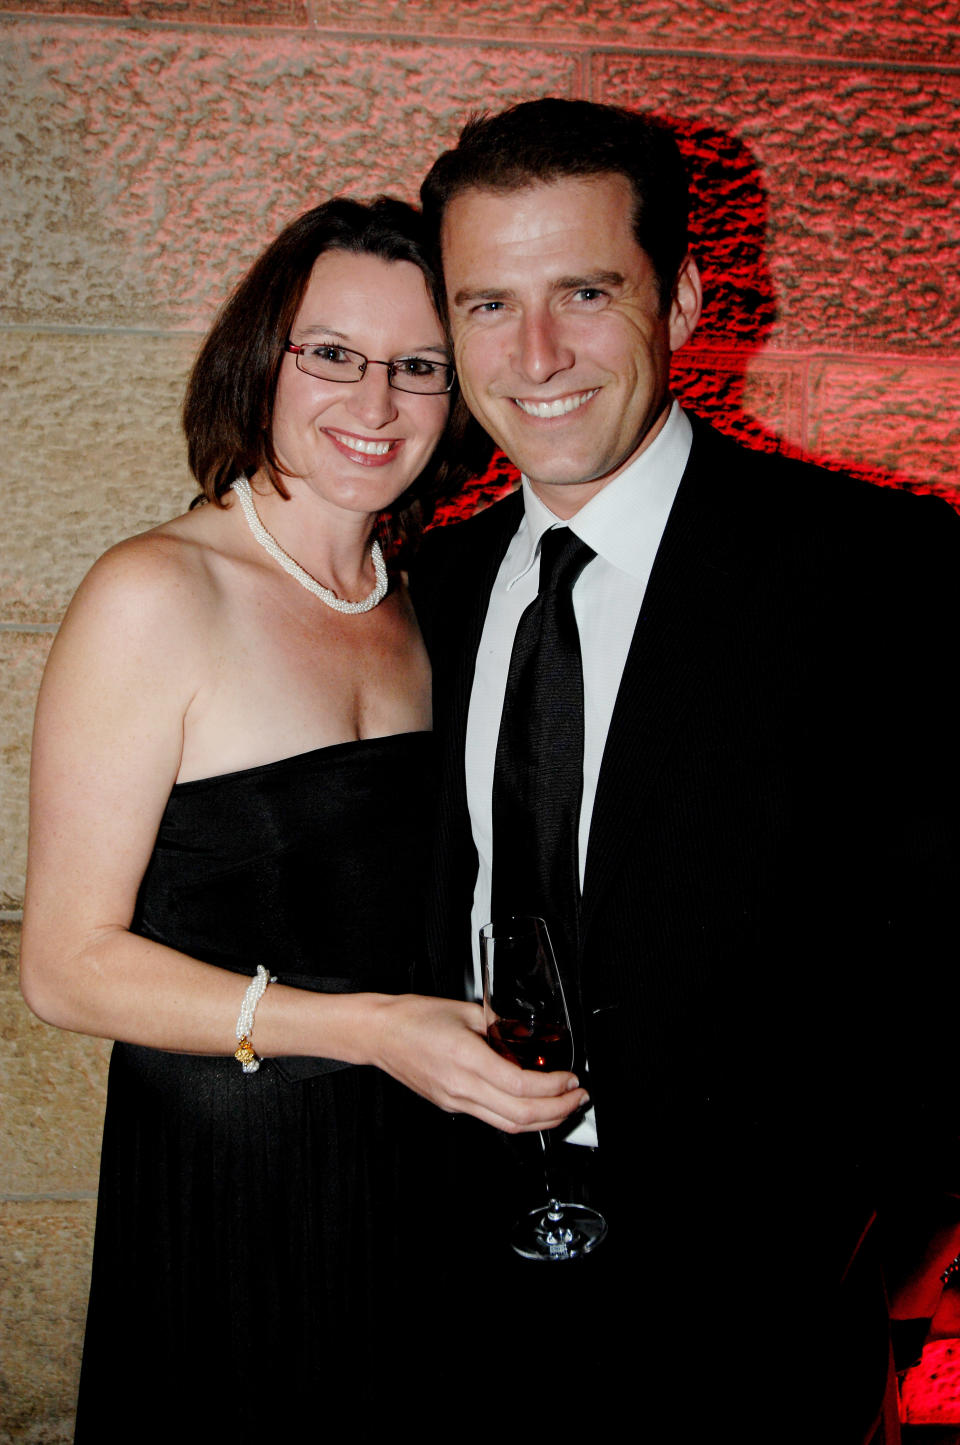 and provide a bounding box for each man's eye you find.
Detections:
[574,288,606,303]
[394,357,442,377]
[472,301,504,315]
